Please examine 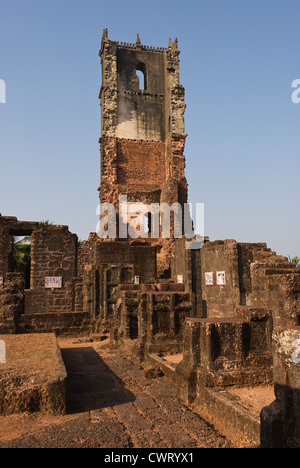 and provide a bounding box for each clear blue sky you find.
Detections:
[1,0,299,258]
